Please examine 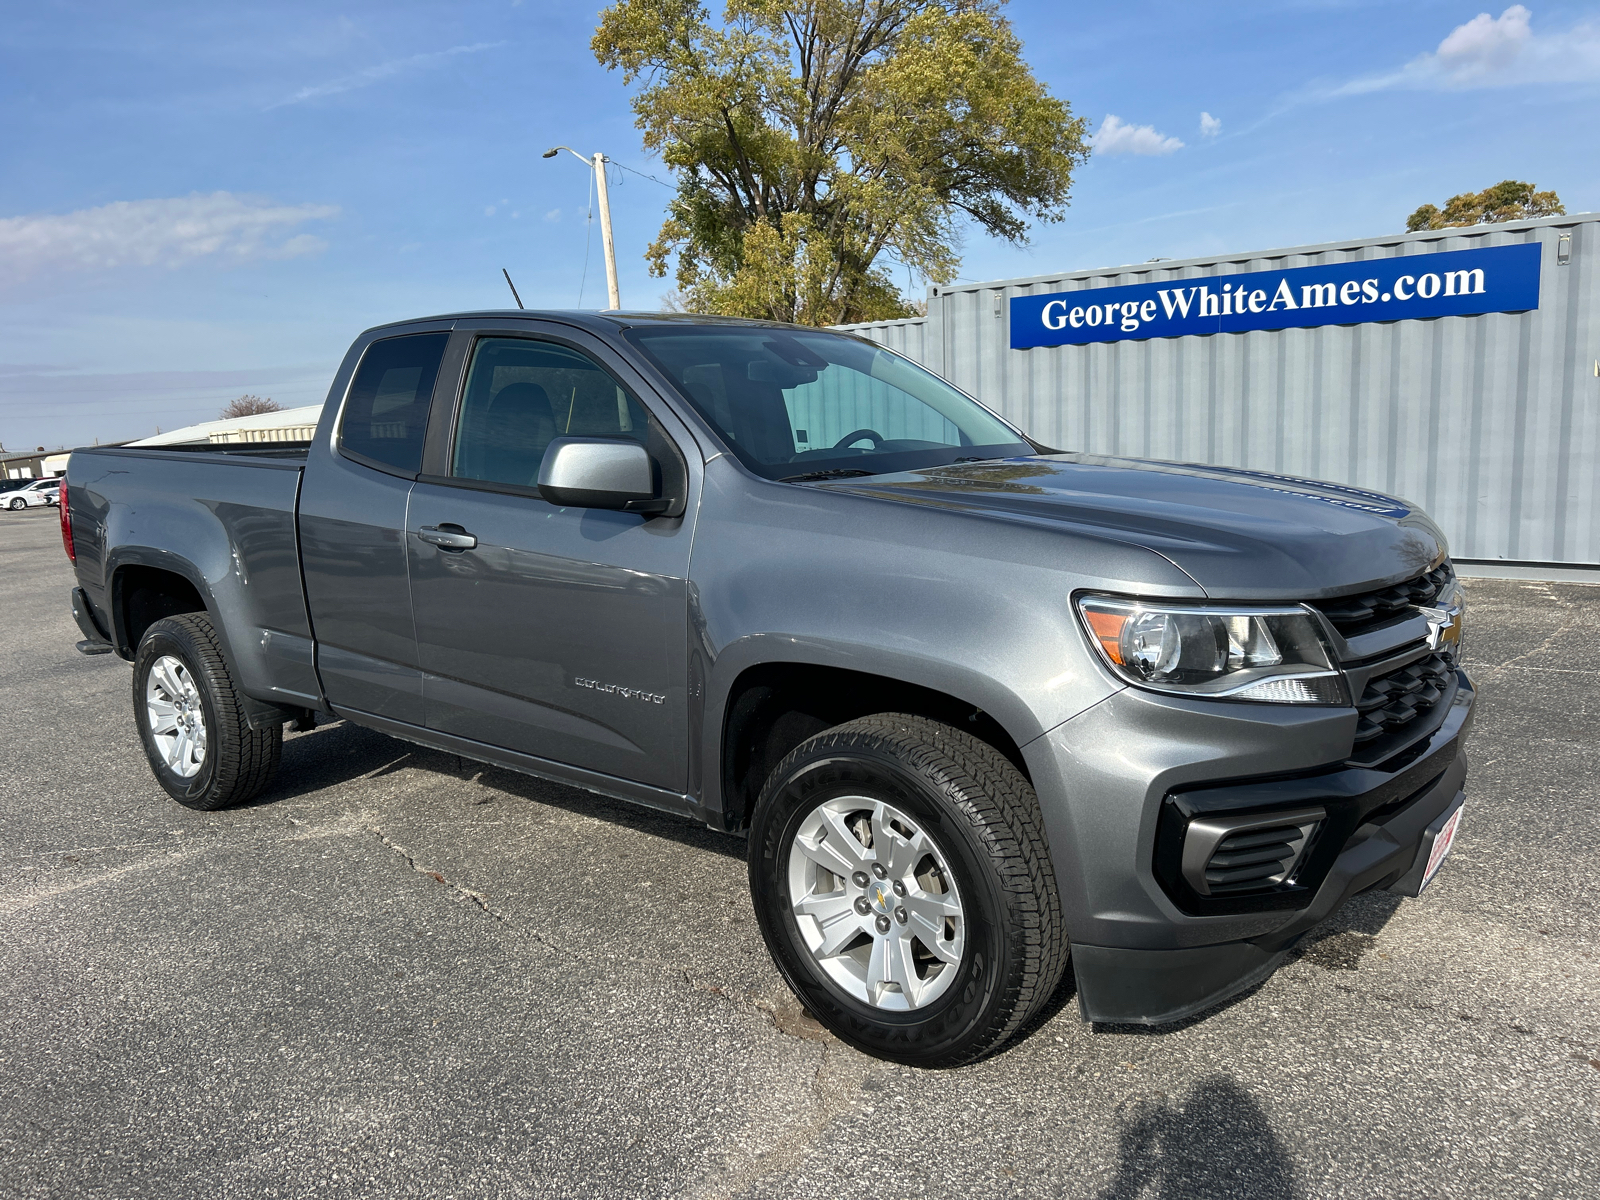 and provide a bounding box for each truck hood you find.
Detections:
[818,453,1448,600]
